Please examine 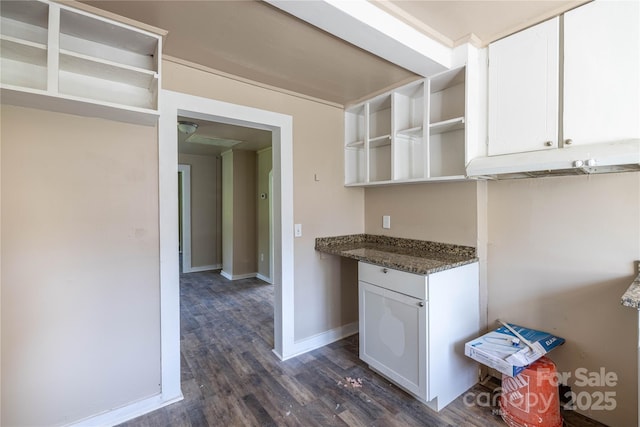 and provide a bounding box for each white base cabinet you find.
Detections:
[359,280,427,398]
[358,261,479,411]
